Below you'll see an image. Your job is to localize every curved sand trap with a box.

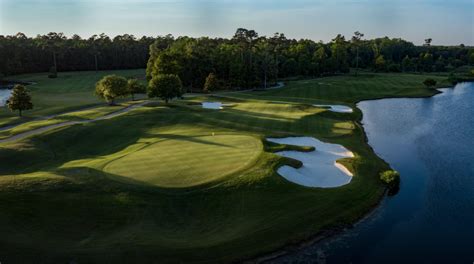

[313,104,353,113]
[267,137,354,188]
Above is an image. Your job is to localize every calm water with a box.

[0,89,12,107]
[272,82,474,263]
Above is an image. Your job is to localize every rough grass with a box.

[0,69,145,127]
[0,71,448,263]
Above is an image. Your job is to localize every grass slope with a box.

[0,72,447,263]
[0,69,145,127]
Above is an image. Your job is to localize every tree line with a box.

[1,29,473,90]
[147,29,474,90]
[0,32,154,76]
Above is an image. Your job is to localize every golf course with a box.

[0,69,449,263]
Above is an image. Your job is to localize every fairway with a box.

[104,134,262,187]
[0,69,145,127]
[0,71,451,263]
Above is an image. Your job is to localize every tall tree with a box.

[203,73,219,93]
[351,31,365,76]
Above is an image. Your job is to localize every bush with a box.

[447,72,457,84]
[48,66,57,78]
[388,63,401,72]
[422,78,437,88]
[380,170,400,186]
[95,75,128,105]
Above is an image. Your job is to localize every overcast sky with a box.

[1,0,473,45]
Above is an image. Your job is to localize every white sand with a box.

[0,89,12,107]
[313,104,353,113]
[202,102,223,109]
[267,137,354,188]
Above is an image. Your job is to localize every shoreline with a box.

[244,84,457,263]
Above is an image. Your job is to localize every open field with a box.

[0,71,448,262]
[0,69,145,127]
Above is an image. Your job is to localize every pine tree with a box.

[7,84,33,117]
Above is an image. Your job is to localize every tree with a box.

[203,73,219,93]
[7,84,33,117]
[95,75,128,105]
[330,34,349,73]
[375,55,386,71]
[352,31,364,76]
[402,55,414,72]
[48,66,57,78]
[423,78,437,88]
[380,170,400,186]
[380,170,400,195]
[148,74,182,103]
[127,78,146,100]
[313,46,328,75]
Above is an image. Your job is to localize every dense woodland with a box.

[1,29,473,90]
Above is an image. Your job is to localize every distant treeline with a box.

[0,32,155,76]
[1,30,473,89]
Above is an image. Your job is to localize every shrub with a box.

[422,78,437,88]
[388,63,401,72]
[203,73,219,93]
[48,66,57,78]
[380,170,400,186]
[95,75,128,105]
[447,72,457,84]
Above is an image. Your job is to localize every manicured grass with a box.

[0,100,146,141]
[230,73,448,105]
[0,69,145,127]
[103,134,262,188]
[0,72,448,263]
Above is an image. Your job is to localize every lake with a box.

[271,82,474,263]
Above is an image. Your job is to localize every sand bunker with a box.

[267,137,354,188]
[313,104,353,113]
[202,102,223,109]
[201,102,234,110]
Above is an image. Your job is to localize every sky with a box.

[0,0,473,45]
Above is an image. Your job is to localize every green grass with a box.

[0,71,449,263]
[0,69,145,127]
[0,101,144,140]
[103,134,262,188]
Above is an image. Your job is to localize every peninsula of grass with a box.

[0,71,447,263]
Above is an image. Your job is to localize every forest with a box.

[1,29,473,90]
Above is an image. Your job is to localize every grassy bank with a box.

[0,71,446,263]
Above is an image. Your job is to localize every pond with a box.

[271,82,474,263]
[0,89,12,107]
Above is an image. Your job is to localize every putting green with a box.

[103,134,262,188]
